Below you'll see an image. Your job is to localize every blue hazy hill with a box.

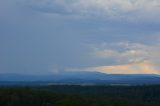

[0,72,160,85]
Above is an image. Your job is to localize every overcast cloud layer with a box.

[30,0,160,21]
[0,0,160,74]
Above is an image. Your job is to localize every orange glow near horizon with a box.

[85,62,159,74]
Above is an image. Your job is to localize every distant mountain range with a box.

[0,71,160,85]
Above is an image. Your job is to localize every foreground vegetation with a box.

[0,85,160,106]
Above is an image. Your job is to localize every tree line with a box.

[0,85,160,106]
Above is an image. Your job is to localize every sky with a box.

[0,0,160,74]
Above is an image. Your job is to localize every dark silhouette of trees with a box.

[0,85,160,106]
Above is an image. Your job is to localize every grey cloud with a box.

[90,42,160,67]
[26,0,160,22]
[0,0,160,74]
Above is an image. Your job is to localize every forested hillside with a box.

[0,85,160,106]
